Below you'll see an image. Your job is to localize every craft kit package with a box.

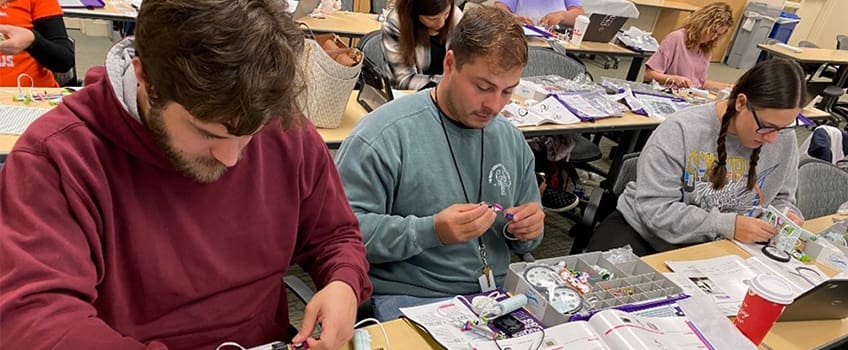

[505,250,684,326]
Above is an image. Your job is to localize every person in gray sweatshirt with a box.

[587,58,808,256]
[335,7,544,321]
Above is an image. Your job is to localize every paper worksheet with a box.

[665,255,758,316]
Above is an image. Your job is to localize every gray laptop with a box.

[292,0,320,20]
[778,279,848,322]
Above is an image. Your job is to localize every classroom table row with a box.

[60,4,664,83]
[340,213,848,350]
[64,4,848,89]
[0,87,832,188]
[759,43,848,109]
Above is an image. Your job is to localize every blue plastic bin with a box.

[769,11,801,44]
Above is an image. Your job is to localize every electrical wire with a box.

[354,317,391,350]
[493,327,546,350]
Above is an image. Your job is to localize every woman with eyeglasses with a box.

[643,2,734,90]
[382,0,461,90]
[586,58,808,256]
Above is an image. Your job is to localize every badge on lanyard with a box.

[478,264,497,292]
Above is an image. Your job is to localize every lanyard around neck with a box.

[431,87,491,270]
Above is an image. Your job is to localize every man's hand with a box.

[786,211,805,227]
[503,202,544,240]
[434,203,497,245]
[292,281,358,350]
[734,216,777,243]
[0,25,35,55]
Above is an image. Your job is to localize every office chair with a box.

[569,152,639,254]
[796,40,824,82]
[819,34,848,126]
[796,158,848,218]
[356,30,388,77]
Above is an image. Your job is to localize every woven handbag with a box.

[296,36,363,128]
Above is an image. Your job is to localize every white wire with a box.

[215,342,248,350]
[354,317,391,350]
[16,73,34,101]
[502,223,519,241]
[216,318,390,350]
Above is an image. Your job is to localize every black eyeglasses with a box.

[750,107,806,134]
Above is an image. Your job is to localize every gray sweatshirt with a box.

[618,102,801,252]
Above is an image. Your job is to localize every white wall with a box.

[788,0,846,48]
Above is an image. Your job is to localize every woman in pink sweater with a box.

[644,2,734,90]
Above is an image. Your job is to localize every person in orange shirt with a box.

[0,0,74,87]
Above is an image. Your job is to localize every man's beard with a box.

[146,106,229,183]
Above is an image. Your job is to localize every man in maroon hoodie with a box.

[0,1,371,349]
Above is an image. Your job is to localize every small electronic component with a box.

[492,314,525,337]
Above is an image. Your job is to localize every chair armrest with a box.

[283,275,316,305]
[581,187,606,228]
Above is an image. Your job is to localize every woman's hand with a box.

[0,24,36,55]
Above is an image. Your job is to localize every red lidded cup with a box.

[734,274,794,345]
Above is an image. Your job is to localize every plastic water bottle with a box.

[570,15,590,46]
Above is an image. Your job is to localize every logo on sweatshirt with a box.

[685,151,779,213]
[488,163,512,196]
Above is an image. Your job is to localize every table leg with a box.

[625,56,645,82]
[601,129,642,191]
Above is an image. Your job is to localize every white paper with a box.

[528,96,581,123]
[665,255,758,316]
[663,272,743,316]
[744,255,827,295]
[500,100,580,127]
[556,94,608,119]
[402,299,729,349]
[676,296,757,350]
[665,253,830,316]
[474,322,609,350]
[400,299,486,350]
[635,93,683,120]
[588,309,717,350]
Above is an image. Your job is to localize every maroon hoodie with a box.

[0,67,372,349]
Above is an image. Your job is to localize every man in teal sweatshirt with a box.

[336,7,545,321]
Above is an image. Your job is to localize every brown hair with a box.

[681,2,734,53]
[708,58,806,190]
[134,0,305,135]
[448,7,527,72]
[397,0,456,66]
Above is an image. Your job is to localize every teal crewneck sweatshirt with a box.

[335,90,543,297]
